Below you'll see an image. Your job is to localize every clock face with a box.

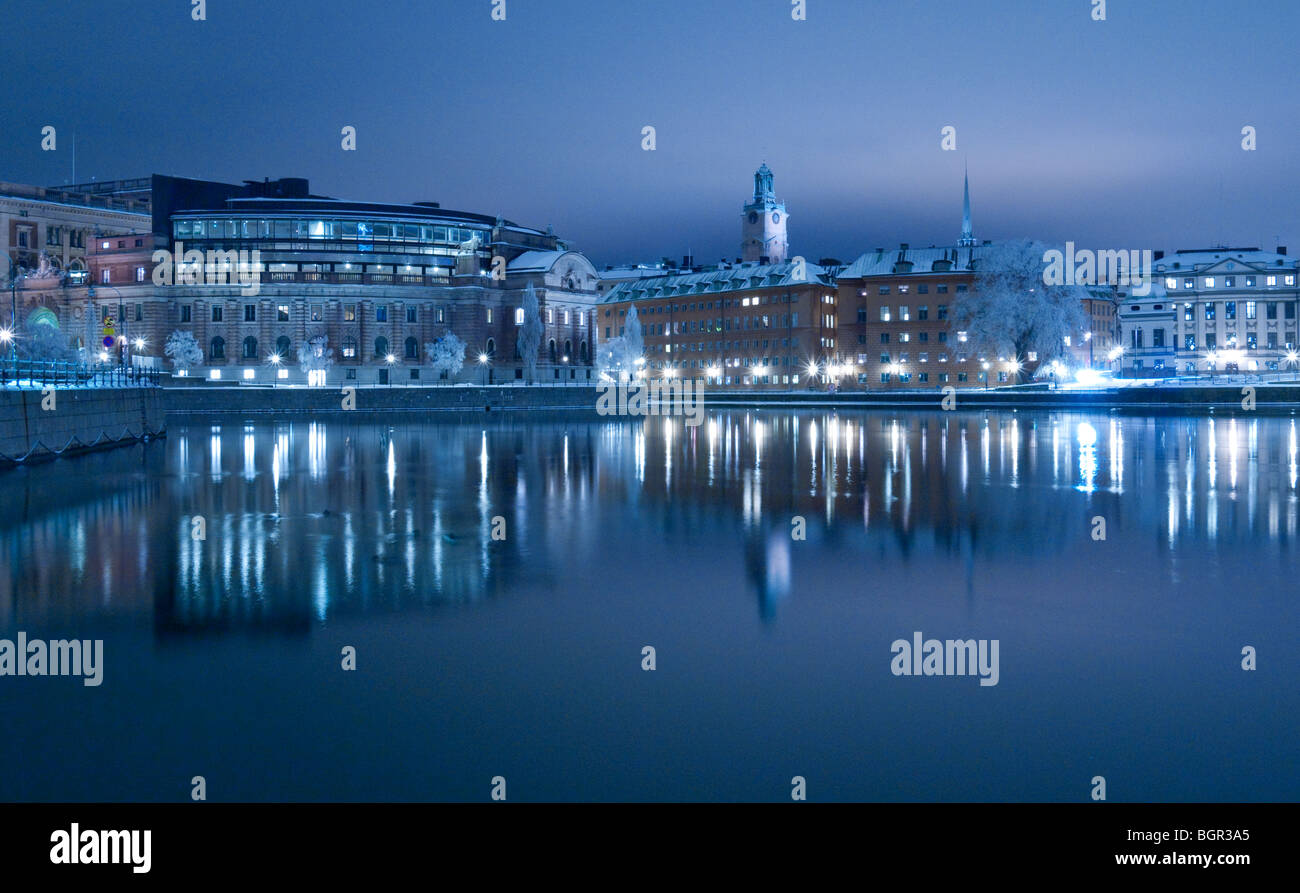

[771,212,781,224]
[748,212,758,225]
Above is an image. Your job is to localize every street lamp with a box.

[385,352,396,388]
[1286,351,1298,382]
[268,352,283,388]
[478,352,489,385]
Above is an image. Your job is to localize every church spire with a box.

[958,164,976,247]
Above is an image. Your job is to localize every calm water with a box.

[1,409,1297,801]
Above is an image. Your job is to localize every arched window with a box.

[485,338,495,358]
[242,336,258,359]
[514,307,524,325]
[580,341,589,363]
[404,336,419,359]
[548,339,556,363]
[210,336,225,359]
[374,336,389,358]
[275,335,291,359]
[563,340,572,362]
[342,336,357,359]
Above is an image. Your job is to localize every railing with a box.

[0,358,163,389]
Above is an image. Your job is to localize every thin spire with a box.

[958,162,976,247]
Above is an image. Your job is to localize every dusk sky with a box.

[5,0,1298,265]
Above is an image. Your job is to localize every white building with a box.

[1119,247,1300,376]
[741,164,789,264]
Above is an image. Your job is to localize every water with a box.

[1,409,1296,802]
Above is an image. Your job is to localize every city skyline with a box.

[3,0,1297,266]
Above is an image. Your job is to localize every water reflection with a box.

[2,409,1298,633]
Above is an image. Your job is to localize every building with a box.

[597,259,836,387]
[17,174,603,384]
[741,164,789,263]
[2,179,150,283]
[1063,286,1121,371]
[1119,247,1300,377]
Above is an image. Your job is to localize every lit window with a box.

[1205,277,1215,288]
[1267,276,1277,286]
[243,368,255,380]
[1165,278,1177,289]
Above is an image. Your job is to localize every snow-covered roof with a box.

[507,250,585,273]
[838,244,994,279]
[1153,248,1296,274]
[600,260,830,304]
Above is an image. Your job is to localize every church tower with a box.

[741,163,789,263]
[957,165,976,247]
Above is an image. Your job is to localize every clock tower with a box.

[741,163,788,263]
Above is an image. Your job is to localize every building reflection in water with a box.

[1,408,1298,632]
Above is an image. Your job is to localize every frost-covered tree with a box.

[17,322,76,362]
[624,304,644,366]
[425,331,466,382]
[596,336,631,381]
[954,239,1089,381]
[517,282,544,382]
[164,330,204,373]
[297,334,334,377]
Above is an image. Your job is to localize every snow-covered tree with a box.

[425,331,466,381]
[17,322,76,362]
[297,335,334,377]
[517,282,543,382]
[165,330,204,373]
[596,335,630,381]
[624,304,644,366]
[954,239,1089,381]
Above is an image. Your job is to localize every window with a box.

[404,336,419,359]
[937,305,948,320]
[342,337,357,358]
[376,305,388,322]
[1247,333,1257,350]
[436,307,445,324]
[1225,301,1236,320]
[1185,335,1196,350]
[135,304,142,321]
[880,353,891,364]
[277,304,290,321]
[344,304,356,322]
[918,306,928,320]
[311,304,323,321]
[1267,302,1278,320]
[1225,277,1235,287]
[101,269,110,284]
[955,284,968,293]
[244,305,256,322]
[210,336,225,359]
[880,333,890,344]
[515,307,525,325]
[1184,278,1195,289]
[900,306,910,321]
[936,285,949,294]
[918,332,928,342]
[406,306,418,323]
[918,285,929,295]
[879,307,891,322]
[374,336,389,358]
[180,305,192,323]
[275,335,291,357]
[1165,277,1177,289]
[486,308,494,324]
[1205,304,1216,321]
[212,306,223,322]
[1205,278,1216,289]
[1152,329,1165,348]
[242,336,258,359]
[879,286,890,295]
[1246,301,1256,320]
[1206,333,1217,350]
[135,267,146,282]
[938,332,948,343]
[1267,276,1277,287]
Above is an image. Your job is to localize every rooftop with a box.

[601,259,830,303]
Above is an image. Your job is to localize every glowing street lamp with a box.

[1287,350,1299,382]
[478,352,489,385]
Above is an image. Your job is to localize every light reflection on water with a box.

[1,409,1297,801]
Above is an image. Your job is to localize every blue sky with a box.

[4,0,1298,265]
